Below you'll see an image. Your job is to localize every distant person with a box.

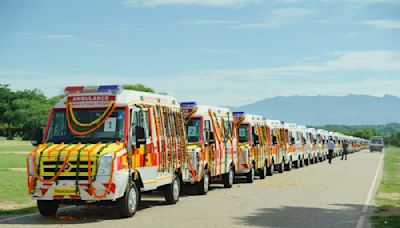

[327,137,335,164]
[341,140,349,160]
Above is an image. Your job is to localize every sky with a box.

[1,0,399,107]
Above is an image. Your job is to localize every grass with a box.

[0,137,34,153]
[0,138,35,216]
[0,154,27,169]
[370,147,400,228]
[0,170,32,205]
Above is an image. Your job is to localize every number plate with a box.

[52,187,76,196]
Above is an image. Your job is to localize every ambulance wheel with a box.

[117,182,139,218]
[286,158,292,171]
[267,160,274,176]
[164,175,180,204]
[223,167,234,188]
[278,160,284,173]
[259,163,267,180]
[246,167,255,183]
[295,158,300,168]
[310,156,314,164]
[37,200,58,217]
[300,157,304,168]
[197,171,210,195]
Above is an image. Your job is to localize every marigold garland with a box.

[67,100,115,127]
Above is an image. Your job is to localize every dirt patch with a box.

[377,192,400,200]
[4,168,26,172]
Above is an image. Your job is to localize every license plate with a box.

[52,187,76,196]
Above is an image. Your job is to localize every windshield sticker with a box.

[188,126,197,137]
[239,128,247,137]
[104,117,117,132]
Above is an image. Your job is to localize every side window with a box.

[47,112,66,139]
[140,110,150,139]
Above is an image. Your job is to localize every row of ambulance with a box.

[26,85,369,218]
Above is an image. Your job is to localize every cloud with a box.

[197,48,239,54]
[122,0,260,7]
[229,8,315,29]
[3,50,400,106]
[181,19,238,25]
[362,20,400,29]
[38,34,81,42]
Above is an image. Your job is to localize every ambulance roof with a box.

[180,102,232,117]
[55,85,179,109]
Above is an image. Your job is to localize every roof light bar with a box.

[232,111,245,117]
[180,101,197,108]
[98,85,122,93]
[64,86,84,95]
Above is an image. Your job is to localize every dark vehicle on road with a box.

[370,136,384,152]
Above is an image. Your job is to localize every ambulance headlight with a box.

[28,156,35,176]
[98,154,113,176]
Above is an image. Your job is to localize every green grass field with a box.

[0,138,35,214]
[371,147,400,228]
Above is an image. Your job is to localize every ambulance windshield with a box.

[238,124,249,143]
[46,108,125,144]
[186,118,201,143]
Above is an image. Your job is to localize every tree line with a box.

[0,84,156,140]
[1,84,400,146]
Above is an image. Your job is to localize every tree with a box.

[122,84,155,93]
[0,85,17,139]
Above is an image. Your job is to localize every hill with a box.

[234,94,400,125]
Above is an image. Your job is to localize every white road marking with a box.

[356,154,384,228]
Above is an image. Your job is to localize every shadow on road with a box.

[233,204,371,228]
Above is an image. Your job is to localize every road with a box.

[1,150,383,228]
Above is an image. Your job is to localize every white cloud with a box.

[3,50,400,106]
[38,34,81,42]
[197,48,239,54]
[362,20,400,29]
[229,8,315,29]
[122,0,260,7]
[181,19,238,25]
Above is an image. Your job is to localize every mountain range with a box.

[233,94,400,125]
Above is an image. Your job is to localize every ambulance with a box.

[284,123,303,168]
[266,119,288,173]
[180,102,236,194]
[27,85,186,217]
[233,112,270,183]
[317,129,328,161]
[298,125,312,165]
[308,128,319,164]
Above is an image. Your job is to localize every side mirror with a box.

[254,135,260,145]
[208,131,216,145]
[291,137,295,145]
[135,126,146,146]
[31,128,43,146]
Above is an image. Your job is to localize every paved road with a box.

[1,150,383,228]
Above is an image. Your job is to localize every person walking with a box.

[341,140,349,160]
[327,137,335,164]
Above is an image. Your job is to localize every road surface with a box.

[1,150,383,228]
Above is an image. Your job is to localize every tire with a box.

[300,157,304,168]
[197,171,210,195]
[267,160,274,176]
[295,157,300,168]
[222,167,234,188]
[164,175,180,204]
[305,157,309,166]
[246,167,255,183]
[310,155,314,164]
[278,159,284,173]
[259,163,267,180]
[37,200,58,217]
[286,158,292,171]
[117,182,140,218]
